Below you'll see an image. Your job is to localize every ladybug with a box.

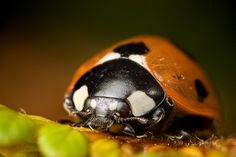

[64,36,220,137]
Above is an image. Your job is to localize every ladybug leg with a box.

[114,112,164,137]
[148,107,165,127]
[145,97,174,129]
[114,100,170,126]
[70,111,95,127]
[114,97,174,137]
[64,93,93,119]
[163,130,203,144]
[114,116,149,124]
[64,93,75,113]
[114,115,150,136]
[123,124,136,136]
[122,124,153,138]
[64,93,92,116]
[71,110,92,118]
[64,95,93,127]
[164,130,191,140]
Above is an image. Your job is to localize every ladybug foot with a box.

[136,131,154,138]
[71,121,85,127]
[163,130,203,144]
[123,124,136,136]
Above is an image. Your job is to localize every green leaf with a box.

[135,153,158,157]
[0,109,36,147]
[135,152,181,157]
[90,139,121,157]
[37,124,88,157]
[12,151,41,157]
[206,150,227,157]
[0,104,10,111]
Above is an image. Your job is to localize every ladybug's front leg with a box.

[113,97,174,137]
[114,115,149,136]
[147,97,174,129]
[162,130,204,144]
[114,108,165,137]
[137,97,174,137]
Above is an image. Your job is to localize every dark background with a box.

[0,1,235,133]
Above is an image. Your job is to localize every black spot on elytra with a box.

[113,42,149,57]
[195,79,208,102]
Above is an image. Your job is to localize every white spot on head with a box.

[109,102,117,111]
[73,85,89,111]
[128,55,150,71]
[127,91,155,116]
[90,99,97,109]
[97,52,121,64]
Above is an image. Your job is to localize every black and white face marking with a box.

[73,59,165,104]
[64,58,166,131]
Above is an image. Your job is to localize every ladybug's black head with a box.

[64,59,173,135]
[82,97,130,130]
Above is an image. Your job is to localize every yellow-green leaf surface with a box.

[91,139,121,157]
[0,106,36,147]
[38,124,88,157]
[0,104,236,157]
[12,151,41,157]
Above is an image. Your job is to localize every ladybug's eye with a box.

[116,101,131,117]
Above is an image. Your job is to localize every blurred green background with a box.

[0,1,235,133]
